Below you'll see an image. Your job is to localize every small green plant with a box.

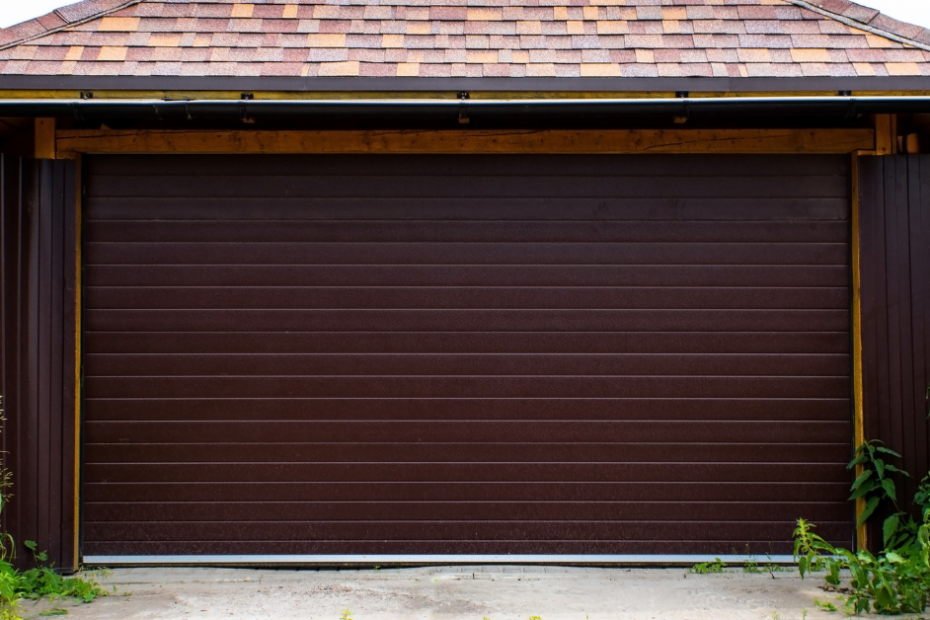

[690,558,726,574]
[794,441,930,615]
[743,556,761,573]
[339,610,353,620]
[763,554,785,578]
[528,616,543,620]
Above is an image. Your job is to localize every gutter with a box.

[2,96,930,121]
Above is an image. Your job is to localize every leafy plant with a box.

[794,441,930,615]
[690,558,726,574]
[848,440,911,547]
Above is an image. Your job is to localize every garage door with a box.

[82,154,852,558]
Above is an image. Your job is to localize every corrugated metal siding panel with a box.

[860,155,930,545]
[82,154,852,556]
[0,155,77,570]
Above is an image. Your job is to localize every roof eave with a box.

[4,75,930,94]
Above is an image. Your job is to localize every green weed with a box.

[794,441,930,615]
[690,558,726,574]
[813,598,837,612]
[764,554,786,578]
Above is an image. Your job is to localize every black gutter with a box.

[2,97,930,121]
[4,75,930,92]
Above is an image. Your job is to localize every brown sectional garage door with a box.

[82,154,852,557]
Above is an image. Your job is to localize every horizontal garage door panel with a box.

[85,376,848,399]
[84,481,845,503]
[85,420,848,443]
[88,443,851,464]
[87,221,848,243]
[86,332,849,354]
[87,242,845,264]
[86,398,847,421]
[86,287,848,309]
[85,352,848,376]
[88,502,850,523]
[87,310,848,332]
[88,265,848,287]
[82,154,852,556]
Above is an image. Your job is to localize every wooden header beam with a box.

[55,128,876,157]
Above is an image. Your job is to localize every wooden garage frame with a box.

[13,108,901,569]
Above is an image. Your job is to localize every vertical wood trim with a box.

[851,153,866,550]
[34,119,56,161]
[72,156,81,567]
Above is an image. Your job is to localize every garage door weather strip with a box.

[83,555,796,566]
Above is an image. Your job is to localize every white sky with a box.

[0,0,929,30]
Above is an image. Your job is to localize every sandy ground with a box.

[16,565,921,620]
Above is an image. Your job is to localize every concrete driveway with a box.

[20,565,863,620]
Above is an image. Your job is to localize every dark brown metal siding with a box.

[82,154,852,556]
[0,155,78,570]
[860,155,930,539]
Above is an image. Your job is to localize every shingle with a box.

[738,34,792,48]
[308,47,348,60]
[358,60,396,75]
[886,61,923,75]
[0,0,925,81]
[870,14,923,39]
[621,63,659,77]
[679,62,713,76]
[838,3,877,23]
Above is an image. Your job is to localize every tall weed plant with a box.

[794,440,930,615]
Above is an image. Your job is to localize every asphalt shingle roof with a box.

[0,0,928,79]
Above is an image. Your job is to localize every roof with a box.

[0,0,928,82]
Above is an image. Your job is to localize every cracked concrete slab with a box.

[17,565,879,620]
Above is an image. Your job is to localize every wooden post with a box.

[34,118,56,160]
[873,114,896,156]
[72,155,82,567]
[851,152,867,551]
